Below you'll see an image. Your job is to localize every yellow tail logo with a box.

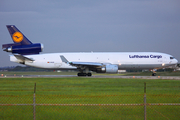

[12,32,23,43]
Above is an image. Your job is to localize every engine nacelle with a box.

[3,43,43,55]
[97,64,118,73]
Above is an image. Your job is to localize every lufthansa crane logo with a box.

[12,32,23,43]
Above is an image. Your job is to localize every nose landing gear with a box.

[150,69,157,76]
[152,73,156,76]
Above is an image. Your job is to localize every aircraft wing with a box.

[60,55,119,75]
[69,62,103,67]
[60,55,103,68]
[14,54,34,62]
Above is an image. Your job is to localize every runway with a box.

[1,75,180,80]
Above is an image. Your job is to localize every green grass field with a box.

[0,77,179,120]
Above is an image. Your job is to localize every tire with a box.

[87,73,92,76]
[152,73,156,76]
[77,73,87,76]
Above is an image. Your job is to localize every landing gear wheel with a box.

[77,73,92,76]
[77,73,81,76]
[87,73,92,76]
[77,73,87,76]
[152,73,156,76]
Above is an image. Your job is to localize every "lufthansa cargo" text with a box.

[129,55,162,59]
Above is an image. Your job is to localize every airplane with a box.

[2,25,178,76]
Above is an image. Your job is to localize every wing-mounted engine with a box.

[97,64,118,73]
[3,43,43,55]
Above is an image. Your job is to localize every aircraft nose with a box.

[173,58,178,65]
[175,59,178,64]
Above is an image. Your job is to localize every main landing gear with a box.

[77,73,92,76]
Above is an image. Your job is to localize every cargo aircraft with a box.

[2,25,178,76]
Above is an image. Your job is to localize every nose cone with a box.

[175,59,178,64]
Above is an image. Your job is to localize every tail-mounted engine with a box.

[2,43,43,55]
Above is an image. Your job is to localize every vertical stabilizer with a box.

[6,25,32,45]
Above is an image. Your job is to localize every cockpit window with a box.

[170,57,175,59]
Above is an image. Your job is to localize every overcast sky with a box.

[0,0,180,67]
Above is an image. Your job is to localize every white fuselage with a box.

[10,52,178,70]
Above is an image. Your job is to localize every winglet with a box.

[60,55,69,63]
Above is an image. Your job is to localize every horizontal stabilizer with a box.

[14,54,34,62]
